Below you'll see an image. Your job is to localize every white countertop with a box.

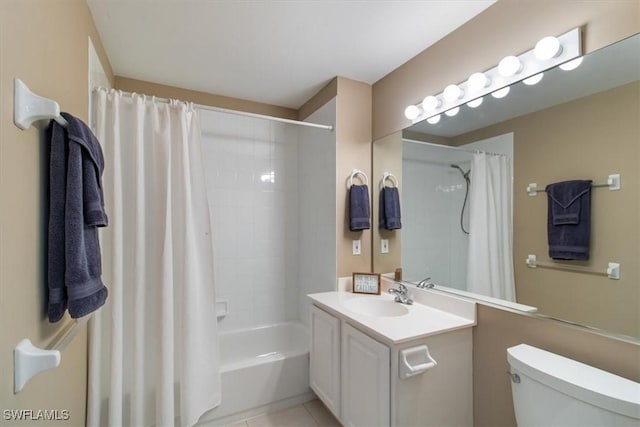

[308,291,476,345]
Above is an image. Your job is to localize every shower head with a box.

[450,164,471,180]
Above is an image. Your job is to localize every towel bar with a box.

[14,315,91,393]
[525,254,620,280]
[14,79,68,130]
[527,174,620,196]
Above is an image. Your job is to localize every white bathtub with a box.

[198,322,313,426]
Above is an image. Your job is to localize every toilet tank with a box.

[507,344,640,427]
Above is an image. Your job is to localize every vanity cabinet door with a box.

[310,305,341,418]
[341,323,390,427]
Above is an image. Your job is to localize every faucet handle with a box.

[417,277,433,288]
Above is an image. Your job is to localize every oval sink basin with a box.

[343,298,410,317]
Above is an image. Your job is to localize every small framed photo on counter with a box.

[352,272,381,295]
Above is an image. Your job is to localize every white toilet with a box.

[507,343,640,426]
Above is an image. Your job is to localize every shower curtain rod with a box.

[93,87,334,131]
[402,137,506,157]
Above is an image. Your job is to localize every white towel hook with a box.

[348,169,368,188]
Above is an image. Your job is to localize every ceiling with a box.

[87,0,495,109]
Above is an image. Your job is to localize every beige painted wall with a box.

[298,78,338,122]
[453,81,640,339]
[0,1,112,425]
[372,0,640,140]
[474,304,640,426]
[115,76,297,119]
[297,76,376,279]
[372,2,640,425]
[335,77,373,277]
[372,131,402,275]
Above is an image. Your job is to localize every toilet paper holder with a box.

[399,345,437,380]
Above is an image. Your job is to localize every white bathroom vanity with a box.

[308,284,476,427]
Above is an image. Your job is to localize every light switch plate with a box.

[381,239,389,254]
[352,240,361,255]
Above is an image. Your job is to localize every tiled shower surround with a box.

[200,100,336,332]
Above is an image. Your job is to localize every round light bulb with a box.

[426,114,441,125]
[491,87,510,99]
[534,36,562,60]
[443,84,463,102]
[523,73,544,86]
[559,57,583,71]
[466,97,483,108]
[444,107,460,117]
[404,105,421,120]
[422,95,441,112]
[467,72,490,92]
[498,56,523,77]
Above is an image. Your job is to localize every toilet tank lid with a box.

[507,344,640,420]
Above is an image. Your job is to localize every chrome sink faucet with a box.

[388,283,413,305]
[417,277,434,289]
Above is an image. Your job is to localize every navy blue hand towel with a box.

[546,180,592,260]
[349,184,371,231]
[48,113,108,322]
[379,187,402,230]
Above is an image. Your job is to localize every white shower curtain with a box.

[466,152,516,301]
[88,89,221,427]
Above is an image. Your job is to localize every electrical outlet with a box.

[381,239,389,254]
[352,240,361,255]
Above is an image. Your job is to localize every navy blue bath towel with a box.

[546,180,592,260]
[379,187,402,230]
[349,184,371,231]
[48,112,109,322]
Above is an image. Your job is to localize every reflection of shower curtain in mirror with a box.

[87,89,221,427]
[466,152,515,301]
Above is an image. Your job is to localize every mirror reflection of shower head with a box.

[450,164,471,234]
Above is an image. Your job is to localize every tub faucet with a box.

[417,277,434,289]
[388,283,413,305]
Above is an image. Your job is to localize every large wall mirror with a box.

[373,33,639,340]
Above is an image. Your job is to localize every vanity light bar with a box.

[405,27,582,124]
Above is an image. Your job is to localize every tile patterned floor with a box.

[227,399,341,427]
